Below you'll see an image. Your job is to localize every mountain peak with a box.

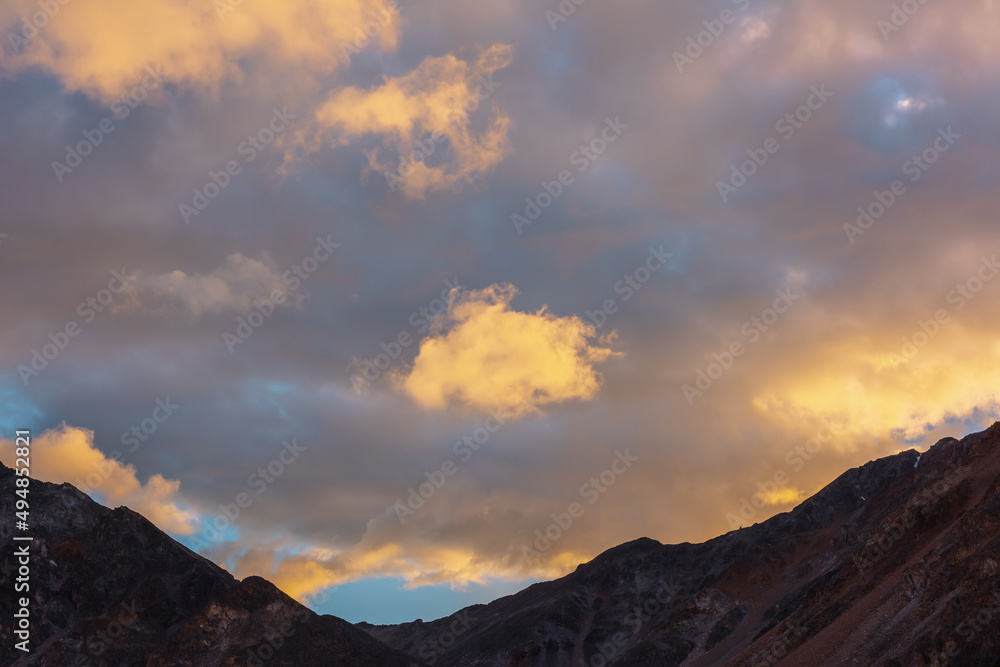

[0,463,423,667]
[4,422,999,665]
[362,423,1000,666]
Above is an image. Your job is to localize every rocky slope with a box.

[0,463,422,667]
[2,423,999,666]
[361,424,1000,666]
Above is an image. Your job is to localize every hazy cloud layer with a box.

[116,253,295,321]
[2,0,1000,624]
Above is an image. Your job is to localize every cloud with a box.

[394,284,618,417]
[0,0,401,100]
[0,424,198,534]
[116,253,295,321]
[280,44,514,198]
[7,0,1000,624]
[752,336,1000,445]
[221,524,572,603]
[761,486,809,506]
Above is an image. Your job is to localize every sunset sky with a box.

[2,0,1000,624]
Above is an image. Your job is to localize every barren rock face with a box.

[360,425,1000,667]
[2,424,999,667]
[0,464,422,667]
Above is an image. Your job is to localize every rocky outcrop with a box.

[0,463,422,667]
[3,422,999,666]
[362,424,1000,666]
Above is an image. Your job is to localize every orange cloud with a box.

[752,330,1000,445]
[0,0,401,100]
[0,424,198,534]
[761,486,808,506]
[225,534,561,604]
[280,44,514,198]
[394,284,618,417]
[0,0,512,197]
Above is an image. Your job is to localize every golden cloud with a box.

[0,1,512,197]
[279,44,514,198]
[226,534,566,603]
[761,486,809,506]
[752,330,1000,445]
[393,283,618,417]
[0,0,401,100]
[0,424,198,534]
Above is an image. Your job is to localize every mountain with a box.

[3,424,999,666]
[0,462,422,667]
[359,424,1000,666]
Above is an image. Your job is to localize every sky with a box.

[1,0,999,625]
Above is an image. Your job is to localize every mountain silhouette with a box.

[3,423,1000,665]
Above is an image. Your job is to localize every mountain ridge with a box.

[1,424,998,665]
[0,459,424,667]
[359,425,1000,666]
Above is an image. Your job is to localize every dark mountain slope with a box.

[3,422,999,666]
[361,424,1000,666]
[0,462,422,667]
